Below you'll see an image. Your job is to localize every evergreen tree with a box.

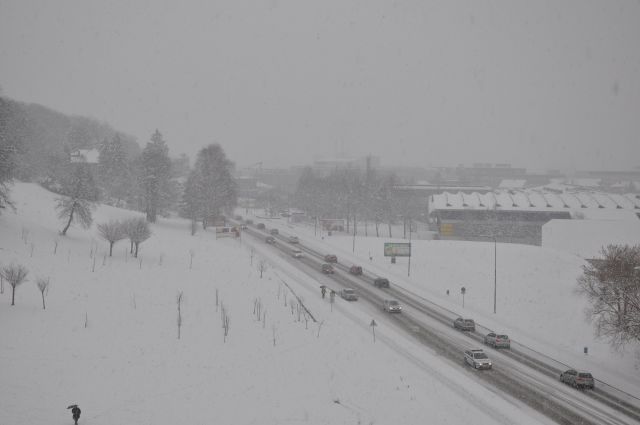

[0,97,22,212]
[139,130,172,223]
[98,133,131,205]
[184,144,236,229]
[56,163,99,235]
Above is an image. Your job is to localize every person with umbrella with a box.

[67,404,81,425]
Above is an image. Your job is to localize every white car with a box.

[464,349,492,370]
[383,299,402,313]
[291,249,303,258]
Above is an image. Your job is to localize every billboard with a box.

[384,242,411,257]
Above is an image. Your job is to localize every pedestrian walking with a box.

[67,404,81,425]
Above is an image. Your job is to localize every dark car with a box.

[234,215,243,221]
[245,219,253,225]
[269,228,279,235]
[324,254,338,263]
[560,370,594,389]
[256,223,266,230]
[265,236,276,244]
[454,317,476,332]
[484,333,511,349]
[349,265,363,275]
[373,277,390,288]
[383,299,402,313]
[321,263,335,274]
[340,288,358,301]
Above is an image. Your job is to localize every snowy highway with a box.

[237,219,640,425]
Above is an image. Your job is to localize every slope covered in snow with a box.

[0,183,552,425]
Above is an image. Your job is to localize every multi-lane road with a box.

[234,218,640,425]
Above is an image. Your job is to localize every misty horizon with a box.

[1,1,639,172]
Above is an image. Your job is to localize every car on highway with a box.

[234,215,243,221]
[349,265,363,275]
[464,349,492,370]
[245,219,253,225]
[560,370,594,389]
[340,288,358,301]
[321,263,335,274]
[269,228,279,235]
[484,333,511,349]
[373,277,390,288]
[265,236,276,244]
[256,223,265,229]
[382,299,402,313]
[454,317,476,332]
[324,254,338,263]
[288,236,299,244]
[291,249,303,258]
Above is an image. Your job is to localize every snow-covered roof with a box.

[431,189,640,217]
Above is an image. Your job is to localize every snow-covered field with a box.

[1,183,561,425]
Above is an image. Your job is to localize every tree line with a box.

[1,95,237,234]
[292,166,423,237]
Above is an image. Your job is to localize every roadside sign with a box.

[384,242,411,257]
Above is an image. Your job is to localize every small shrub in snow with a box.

[97,220,125,256]
[1,263,28,306]
[35,277,50,310]
[257,259,268,278]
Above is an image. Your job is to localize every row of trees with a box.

[293,167,422,237]
[97,218,151,257]
[24,128,237,238]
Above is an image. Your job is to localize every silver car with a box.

[484,333,511,349]
[464,349,492,370]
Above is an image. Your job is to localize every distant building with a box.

[310,155,380,177]
[429,189,640,246]
[70,148,100,164]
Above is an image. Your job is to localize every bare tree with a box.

[220,302,230,342]
[177,291,183,339]
[257,259,268,278]
[97,220,125,256]
[1,264,29,306]
[56,163,98,236]
[123,217,152,258]
[577,244,640,348]
[36,277,50,310]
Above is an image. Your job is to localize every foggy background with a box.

[1,0,638,170]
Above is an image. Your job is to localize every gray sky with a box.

[1,0,639,171]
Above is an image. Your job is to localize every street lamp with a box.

[480,234,497,314]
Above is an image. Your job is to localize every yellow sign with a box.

[440,223,454,236]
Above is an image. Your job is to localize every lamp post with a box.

[480,234,497,314]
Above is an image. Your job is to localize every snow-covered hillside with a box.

[1,183,554,425]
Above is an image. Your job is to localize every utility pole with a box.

[352,214,356,253]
